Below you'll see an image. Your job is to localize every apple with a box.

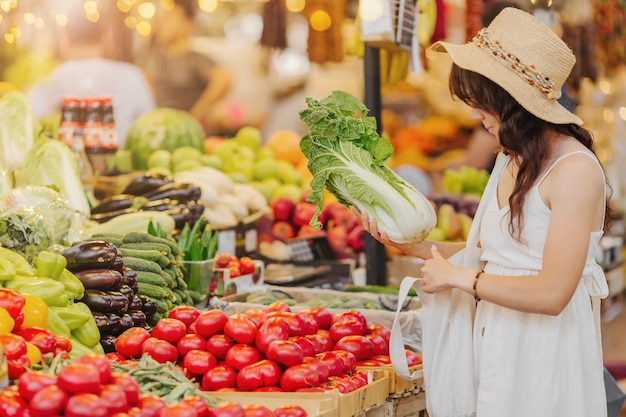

[272,220,296,241]
[292,202,317,227]
[347,225,365,252]
[326,224,348,253]
[297,224,325,238]
[252,158,280,181]
[331,206,360,231]
[272,184,303,203]
[270,196,296,221]
[235,126,263,152]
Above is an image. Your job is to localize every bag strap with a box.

[389,152,510,379]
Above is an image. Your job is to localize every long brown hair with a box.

[449,64,613,239]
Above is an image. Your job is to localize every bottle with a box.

[100,96,119,172]
[83,97,106,175]
[70,99,95,191]
[58,96,82,148]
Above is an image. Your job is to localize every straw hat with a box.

[431,7,583,125]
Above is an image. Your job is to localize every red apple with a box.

[293,202,318,227]
[271,220,296,241]
[326,224,348,254]
[331,206,360,231]
[347,225,365,252]
[271,197,296,221]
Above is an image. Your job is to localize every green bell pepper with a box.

[48,293,70,308]
[70,302,101,348]
[58,269,85,300]
[0,257,16,281]
[68,336,103,359]
[46,308,71,338]
[35,251,67,280]
[0,247,35,276]
[4,277,65,306]
[50,305,90,330]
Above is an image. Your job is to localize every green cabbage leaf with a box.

[0,91,36,173]
[299,91,436,245]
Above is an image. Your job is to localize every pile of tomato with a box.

[110,302,420,394]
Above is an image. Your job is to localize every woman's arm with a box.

[190,65,232,124]
[422,154,605,315]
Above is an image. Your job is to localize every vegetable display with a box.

[299,90,436,245]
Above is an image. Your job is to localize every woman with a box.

[359,8,610,416]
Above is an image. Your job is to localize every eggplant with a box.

[140,198,184,211]
[118,314,135,333]
[90,207,139,224]
[112,254,125,273]
[73,269,123,292]
[80,289,129,314]
[122,172,174,196]
[138,295,158,316]
[63,241,120,272]
[164,207,195,230]
[105,313,123,334]
[127,310,147,327]
[142,182,201,203]
[121,269,138,294]
[100,334,118,353]
[92,311,122,335]
[118,284,135,304]
[129,295,143,311]
[90,194,147,215]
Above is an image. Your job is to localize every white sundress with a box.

[475,151,609,417]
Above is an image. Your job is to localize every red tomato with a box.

[7,355,30,380]
[289,336,316,357]
[206,334,235,360]
[242,404,275,417]
[266,340,304,368]
[168,306,201,329]
[17,371,58,401]
[367,324,391,345]
[331,310,367,328]
[352,371,369,388]
[312,330,334,351]
[302,356,330,383]
[195,309,229,339]
[263,312,304,337]
[142,337,179,364]
[366,334,389,356]
[65,393,108,417]
[177,334,206,358]
[333,336,373,361]
[111,372,141,406]
[371,355,392,364]
[405,349,422,366]
[236,359,282,391]
[238,257,256,275]
[303,334,325,355]
[253,386,284,392]
[332,349,358,373]
[274,405,307,417]
[152,318,187,344]
[202,364,237,391]
[116,327,151,359]
[329,319,366,342]
[0,289,25,319]
[127,407,144,417]
[224,344,261,371]
[75,353,113,384]
[254,317,290,354]
[297,307,332,330]
[356,359,386,367]
[265,301,291,313]
[0,333,27,359]
[326,375,356,393]
[57,362,101,395]
[137,394,167,417]
[180,396,210,417]
[209,402,245,417]
[243,308,266,326]
[158,404,198,417]
[223,314,258,344]
[28,385,68,417]
[106,352,127,362]
[228,264,242,278]
[184,349,217,376]
[215,253,233,268]
[295,312,318,335]
[100,384,129,414]
[315,351,345,377]
[0,393,27,417]
[54,335,72,353]
[279,364,320,392]
[16,327,57,355]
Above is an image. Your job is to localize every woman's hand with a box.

[352,206,416,254]
[421,246,473,294]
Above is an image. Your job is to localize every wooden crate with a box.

[206,391,337,417]
[363,391,428,417]
[356,364,424,396]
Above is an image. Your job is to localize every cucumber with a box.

[122,256,163,275]
[135,271,167,287]
[122,232,180,256]
[154,298,170,314]
[120,242,172,256]
[173,288,190,305]
[86,234,125,247]
[118,248,170,268]
[159,270,176,289]
[137,282,170,299]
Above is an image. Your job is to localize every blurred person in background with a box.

[26,13,155,146]
[140,0,232,133]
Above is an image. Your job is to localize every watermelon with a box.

[125,108,205,170]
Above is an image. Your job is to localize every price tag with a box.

[217,229,236,255]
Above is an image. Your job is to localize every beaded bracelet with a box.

[473,270,484,302]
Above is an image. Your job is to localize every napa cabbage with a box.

[299,91,436,245]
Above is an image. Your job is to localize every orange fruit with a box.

[266,130,305,166]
